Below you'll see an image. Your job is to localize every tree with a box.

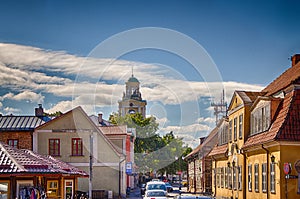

[109,113,191,175]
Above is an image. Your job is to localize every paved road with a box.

[128,186,187,199]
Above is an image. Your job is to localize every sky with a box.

[0,0,300,148]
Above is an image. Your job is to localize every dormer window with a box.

[250,102,271,135]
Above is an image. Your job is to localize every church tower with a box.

[118,74,147,118]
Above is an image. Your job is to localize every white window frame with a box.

[270,163,276,193]
[248,164,252,192]
[238,166,242,190]
[254,164,259,192]
[262,163,267,193]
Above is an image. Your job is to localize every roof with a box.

[0,116,44,131]
[228,91,266,111]
[100,125,127,135]
[208,144,227,156]
[243,88,300,148]
[0,142,88,176]
[185,126,218,160]
[262,61,300,96]
[89,115,112,126]
[207,144,227,157]
[128,75,139,83]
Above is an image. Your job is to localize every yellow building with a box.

[210,91,263,199]
[242,54,300,199]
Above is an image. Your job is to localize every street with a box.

[128,186,187,199]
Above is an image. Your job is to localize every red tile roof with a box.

[243,89,300,148]
[207,144,227,157]
[0,142,88,176]
[100,125,127,135]
[262,62,300,96]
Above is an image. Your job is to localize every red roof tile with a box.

[0,142,88,176]
[262,62,300,96]
[243,89,300,148]
[208,144,227,157]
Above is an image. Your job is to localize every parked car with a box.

[140,183,146,195]
[164,182,173,192]
[146,181,167,192]
[143,189,167,199]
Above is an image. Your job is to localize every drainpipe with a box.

[119,155,126,198]
[241,150,247,199]
[261,144,269,199]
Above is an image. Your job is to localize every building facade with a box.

[206,54,300,199]
[33,106,127,198]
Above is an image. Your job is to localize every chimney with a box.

[98,113,103,124]
[35,104,44,117]
[291,54,300,67]
[199,137,206,145]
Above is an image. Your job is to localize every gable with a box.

[35,106,122,159]
[228,92,243,111]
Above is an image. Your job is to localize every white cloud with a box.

[4,107,21,115]
[0,91,44,103]
[0,43,266,148]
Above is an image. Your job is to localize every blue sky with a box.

[0,0,300,147]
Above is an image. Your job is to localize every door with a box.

[65,180,73,199]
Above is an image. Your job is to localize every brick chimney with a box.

[199,137,206,145]
[98,113,103,124]
[35,104,44,117]
[291,54,300,67]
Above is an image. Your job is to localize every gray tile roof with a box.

[0,116,45,131]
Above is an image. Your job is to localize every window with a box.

[239,114,243,139]
[248,165,252,192]
[221,167,224,188]
[233,166,237,190]
[47,180,58,197]
[49,139,60,156]
[250,103,271,135]
[229,120,232,142]
[8,139,18,148]
[0,181,9,199]
[216,168,220,188]
[225,167,228,188]
[238,166,242,190]
[262,163,267,192]
[72,138,83,156]
[254,164,259,192]
[233,117,237,141]
[228,167,232,190]
[270,163,276,193]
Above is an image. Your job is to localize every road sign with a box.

[126,162,132,174]
[284,163,291,175]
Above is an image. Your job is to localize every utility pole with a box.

[89,134,93,199]
[211,90,227,125]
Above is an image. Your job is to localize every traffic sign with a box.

[283,163,291,175]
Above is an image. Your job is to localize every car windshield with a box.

[147,191,165,197]
[147,184,166,191]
